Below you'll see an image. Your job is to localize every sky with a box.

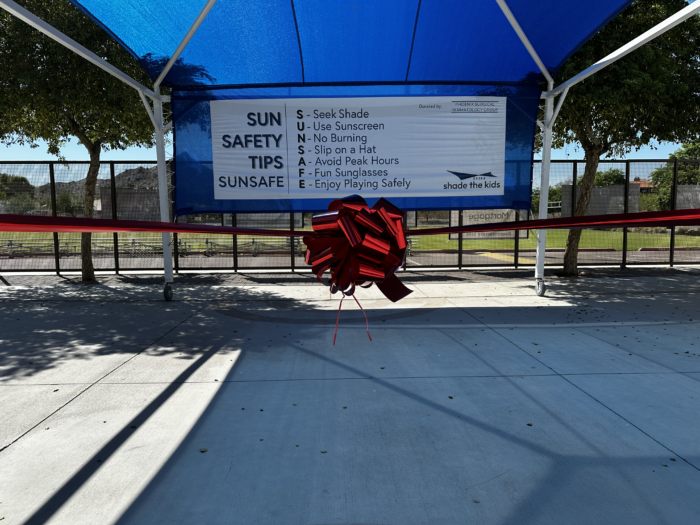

[534,140,681,161]
[0,138,160,162]
[0,136,684,163]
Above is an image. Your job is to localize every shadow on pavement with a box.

[3,274,699,524]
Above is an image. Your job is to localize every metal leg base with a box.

[535,279,546,297]
[164,283,173,301]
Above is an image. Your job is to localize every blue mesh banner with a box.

[172,84,539,214]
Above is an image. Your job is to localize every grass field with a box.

[414,229,694,252]
[2,229,697,253]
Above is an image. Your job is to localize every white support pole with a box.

[535,81,554,287]
[549,86,569,127]
[153,89,174,285]
[138,90,158,130]
[542,0,700,99]
[153,0,218,90]
[495,0,555,85]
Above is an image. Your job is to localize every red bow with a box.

[304,195,413,303]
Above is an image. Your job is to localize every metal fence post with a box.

[290,212,296,271]
[402,213,408,271]
[458,210,463,269]
[571,161,577,215]
[172,205,180,274]
[173,231,179,273]
[621,160,629,268]
[110,162,120,274]
[232,213,238,272]
[670,158,678,267]
[48,162,61,274]
[514,209,520,269]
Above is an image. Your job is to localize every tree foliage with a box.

[0,173,34,199]
[0,0,158,279]
[649,142,700,210]
[0,0,156,157]
[581,168,626,187]
[55,191,83,217]
[4,193,38,214]
[546,0,700,274]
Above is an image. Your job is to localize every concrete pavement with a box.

[1,269,699,524]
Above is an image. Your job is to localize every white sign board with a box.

[449,209,528,240]
[210,96,506,201]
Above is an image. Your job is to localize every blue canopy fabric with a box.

[66,0,634,214]
[71,0,634,89]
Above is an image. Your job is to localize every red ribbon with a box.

[303,195,412,344]
[303,195,413,304]
[3,203,700,344]
[3,208,700,237]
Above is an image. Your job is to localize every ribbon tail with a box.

[352,294,372,342]
[376,274,413,303]
[333,296,345,346]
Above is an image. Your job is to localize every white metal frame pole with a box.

[149,0,217,291]
[495,0,555,294]
[535,81,554,284]
[153,0,218,90]
[494,0,554,86]
[543,0,700,99]
[152,89,174,285]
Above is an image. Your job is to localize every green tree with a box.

[5,193,37,215]
[0,173,35,198]
[55,191,83,217]
[649,142,700,210]
[0,0,157,281]
[532,182,563,216]
[548,0,700,275]
[579,168,626,187]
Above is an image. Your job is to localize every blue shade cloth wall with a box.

[171,84,541,214]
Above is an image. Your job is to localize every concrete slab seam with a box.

[0,302,209,455]
[38,370,700,385]
[446,298,700,474]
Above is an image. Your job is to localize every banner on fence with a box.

[172,85,540,215]
[449,209,528,240]
[211,96,507,201]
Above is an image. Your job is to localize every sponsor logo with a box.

[447,171,496,180]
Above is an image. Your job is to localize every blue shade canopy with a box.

[65,0,634,215]
[70,0,634,89]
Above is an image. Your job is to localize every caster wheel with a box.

[536,280,546,297]
[164,284,173,301]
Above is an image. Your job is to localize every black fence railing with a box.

[1,159,699,273]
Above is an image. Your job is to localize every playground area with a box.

[2,0,700,523]
[1,268,699,524]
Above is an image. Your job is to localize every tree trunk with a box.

[562,149,601,275]
[81,148,101,281]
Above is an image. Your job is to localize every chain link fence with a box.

[1,159,699,272]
